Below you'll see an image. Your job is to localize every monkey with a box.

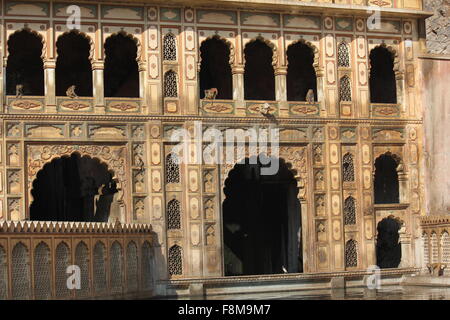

[306,89,315,104]
[15,84,24,99]
[66,85,78,99]
[204,87,218,100]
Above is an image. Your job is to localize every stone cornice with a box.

[0,113,424,125]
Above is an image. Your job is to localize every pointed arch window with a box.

[199,36,232,99]
[55,242,71,298]
[168,245,183,276]
[343,153,355,182]
[422,233,430,266]
[339,75,352,102]
[344,196,356,226]
[75,242,90,298]
[286,41,318,101]
[165,153,180,184]
[244,38,275,100]
[6,29,44,96]
[374,153,400,204]
[104,32,139,98]
[442,232,450,264]
[337,41,350,68]
[93,241,107,293]
[33,242,51,300]
[167,199,181,230]
[0,246,7,300]
[164,71,178,98]
[12,243,30,299]
[110,241,123,293]
[163,33,177,61]
[345,239,358,268]
[55,31,93,96]
[369,46,397,103]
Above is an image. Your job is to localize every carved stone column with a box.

[315,67,325,111]
[43,58,56,111]
[232,64,244,104]
[399,224,412,268]
[275,66,287,102]
[138,60,147,110]
[92,60,104,109]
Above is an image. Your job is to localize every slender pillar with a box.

[399,225,412,268]
[232,64,244,103]
[44,59,56,112]
[92,60,105,109]
[275,67,287,102]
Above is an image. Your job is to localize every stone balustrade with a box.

[0,220,155,300]
[420,215,450,271]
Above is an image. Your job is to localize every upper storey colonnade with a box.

[0,0,428,120]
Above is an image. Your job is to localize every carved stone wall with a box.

[424,0,450,54]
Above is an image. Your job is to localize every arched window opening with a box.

[337,41,350,68]
[30,153,119,222]
[6,29,44,96]
[286,42,317,101]
[33,242,51,300]
[55,242,70,298]
[12,243,30,300]
[422,233,430,266]
[199,37,232,99]
[339,75,352,102]
[223,156,301,276]
[75,242,90,298]
[104,33,139,98]
[374,153,400,204]
[344,196,356,226]
[376,216,401,268]
[93,242,107,293]
[55,31,92,97]
[163,71,178,98]
[369,46,397,103]
[165,153,180,184]
[168,245,183,276]
[141,241,154,290]
[0,246,7,300]
[126,241,138,292]
[431,233,439,263]
[163,33,177,61]
[342,153,355,182]
[345,239,358,268]
[110,241,123,294]
[442,232,450,264]
[167,199,181,230]
[244,39,275,100]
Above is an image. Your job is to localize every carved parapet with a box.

[0,220,153,234]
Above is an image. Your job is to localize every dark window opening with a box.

[223,156,301,276]
[244,39,275,101]
[30,153,119,222]
[376,216,402,268]
[56,31,93,97]
[104,33,139,98]
[199,37,232,100]
[369,46,397,103]
[6,29,44,96]
[374,153,400,204]
[286,42,317,101]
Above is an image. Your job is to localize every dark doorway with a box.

[286,42,317,101]
[56,31,93,97]
[30,153,118,222]
[244,39,275,101]
[223,156,301,276]
[369,46,397,103]
[104,33,139,98]
[376,216,402,268]
[374,153,400,204]
[6,29,44,96]
[199,37,232,99]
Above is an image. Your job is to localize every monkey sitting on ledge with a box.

[427,263,447,276]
